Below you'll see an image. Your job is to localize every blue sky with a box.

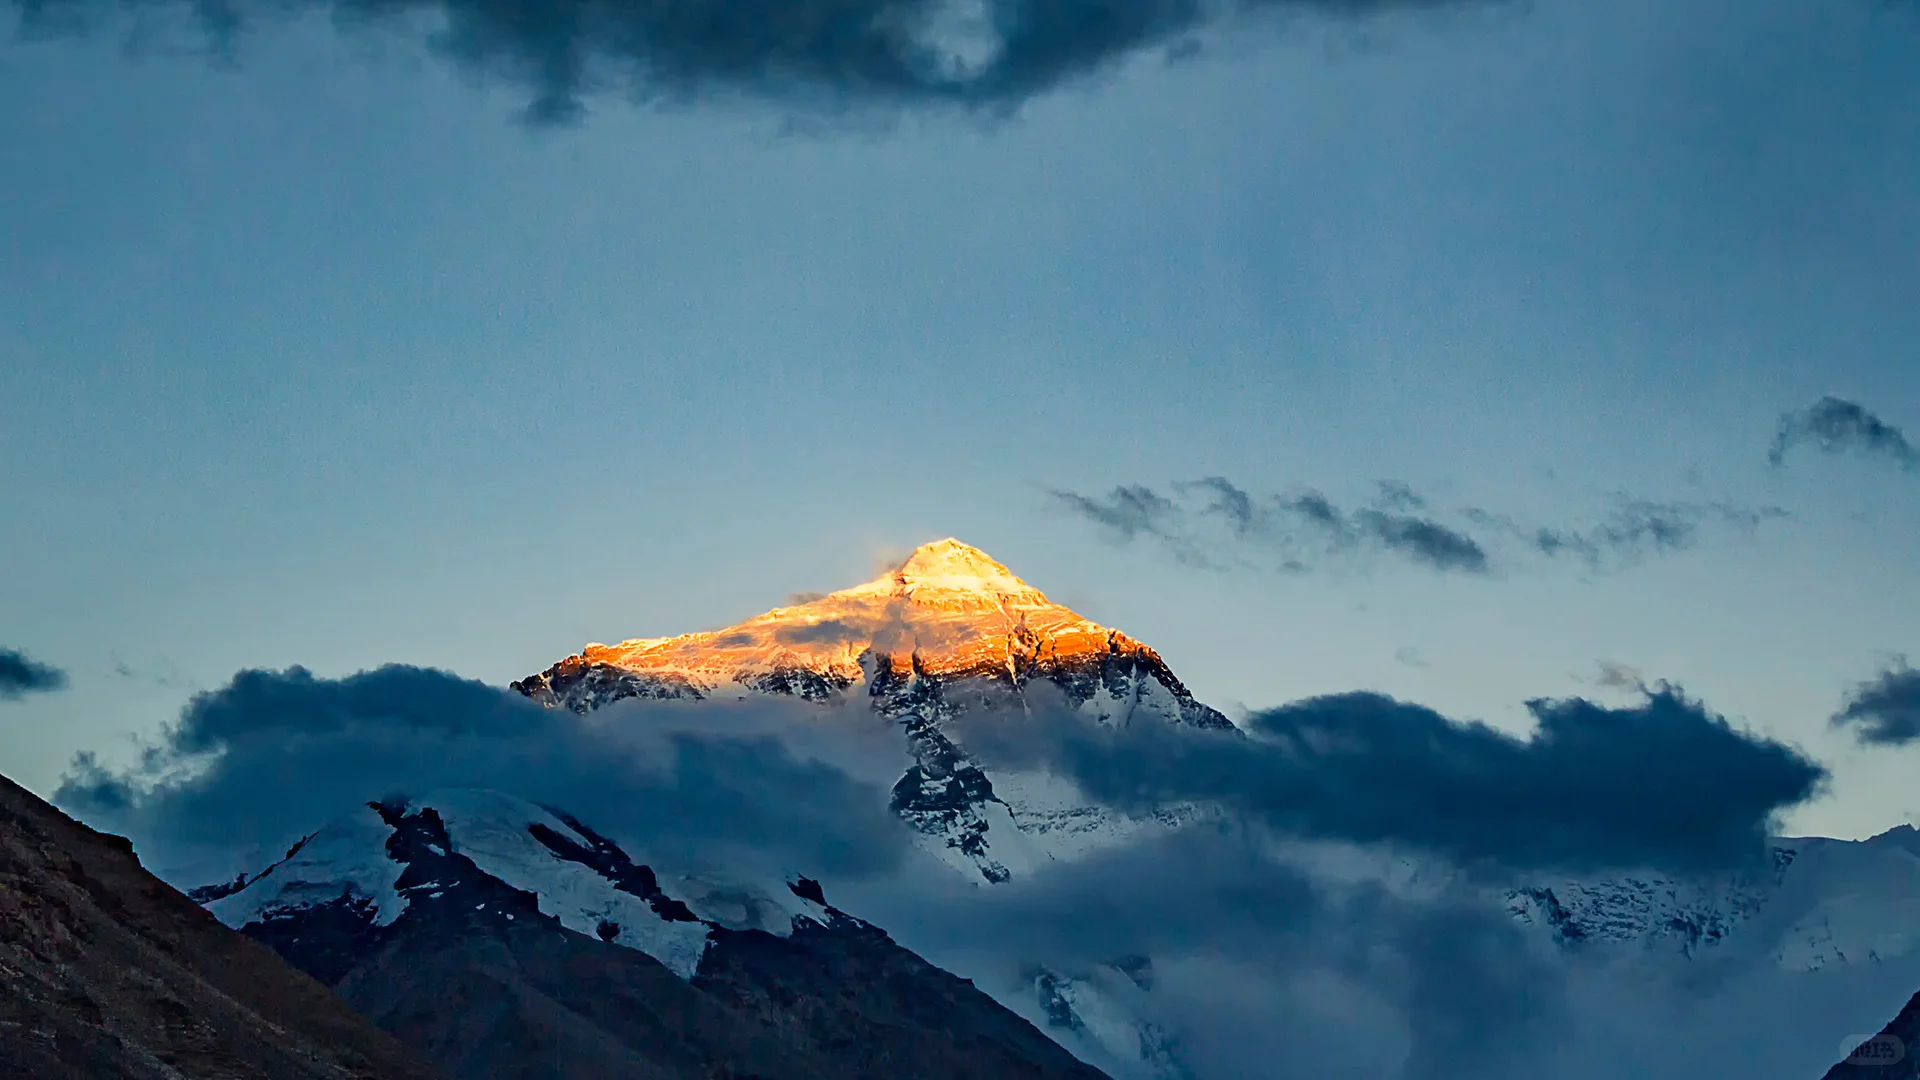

[3,0,1917,838]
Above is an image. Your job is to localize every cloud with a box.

[1831,659,1920,747]
[1589,660,1645,692]
[1051,475,1789,578]
[1050,476,1490,574]
[766,602,969,653]
[8,0,1501,123]
[1049,484,1181,540]
[49,656,1872,1080]
[848,824,1569,1080]
[1465,497,1788,571]
[55,663,912,880]
[772,618,877,646]
[0,648,67,699]
[1768,396,1918,471]
[955,681,1826,874]
[830,815,1581,1080]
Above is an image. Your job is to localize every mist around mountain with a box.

[49,540,1920,1080]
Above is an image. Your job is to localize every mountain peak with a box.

[862,539,1043,602]
[517,537,1177,699]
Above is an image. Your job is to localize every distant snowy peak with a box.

[1507,826,1920,972]
[206,789,831,980]
[512,537,1230,731]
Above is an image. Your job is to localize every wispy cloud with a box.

[1051,476,1490,575]
[1049,476,1783,577]
[1465,497,1788,570]
[1768,396,1918,472]
[1588,660,1647,693]
[0,648,67,700]
[1831,659,1920,747]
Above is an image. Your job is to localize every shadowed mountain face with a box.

[0,774,443,1080]
[211,792,1112,1080]
[1825,990,1920,1080]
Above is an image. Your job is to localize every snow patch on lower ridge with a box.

[204,788,827,979]
[207,805,406,931]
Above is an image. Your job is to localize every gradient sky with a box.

[3,0,1917,840]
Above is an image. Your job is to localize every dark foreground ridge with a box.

[1824,989,1920,1080]
[0,773,443,1080]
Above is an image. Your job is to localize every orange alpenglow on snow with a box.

[535,538,1170,689]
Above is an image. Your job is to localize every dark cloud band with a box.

[8,0,1500,122]
[957,682,1826,873]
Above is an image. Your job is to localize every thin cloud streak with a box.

[1049,476,1783,577]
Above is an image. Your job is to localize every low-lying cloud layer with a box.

[0,648,67,699]
[56,663,911,879]
[1769,396,1918,472]
[11,0,1498,122]
[845,827,1568,1080]
[956,681,1826,873]
[1831,659,1920,747]
[1049,476,1784,576]
[53,659,1862,1080]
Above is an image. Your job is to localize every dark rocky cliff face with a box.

[0,774,443,1080]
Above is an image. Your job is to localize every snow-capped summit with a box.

[513,539,1231,883]
[514,538,1220,718]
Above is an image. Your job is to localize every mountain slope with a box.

[207,789,1113,1080]
[1506,826,1920,971]
[0,773,443,1080]
[514,539,1230,883]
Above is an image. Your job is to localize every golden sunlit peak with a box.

[557,536,1127,686]
[900,538,1020,581]
[841,538,1046,601]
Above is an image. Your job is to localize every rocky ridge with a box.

[0,772,443,1080]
